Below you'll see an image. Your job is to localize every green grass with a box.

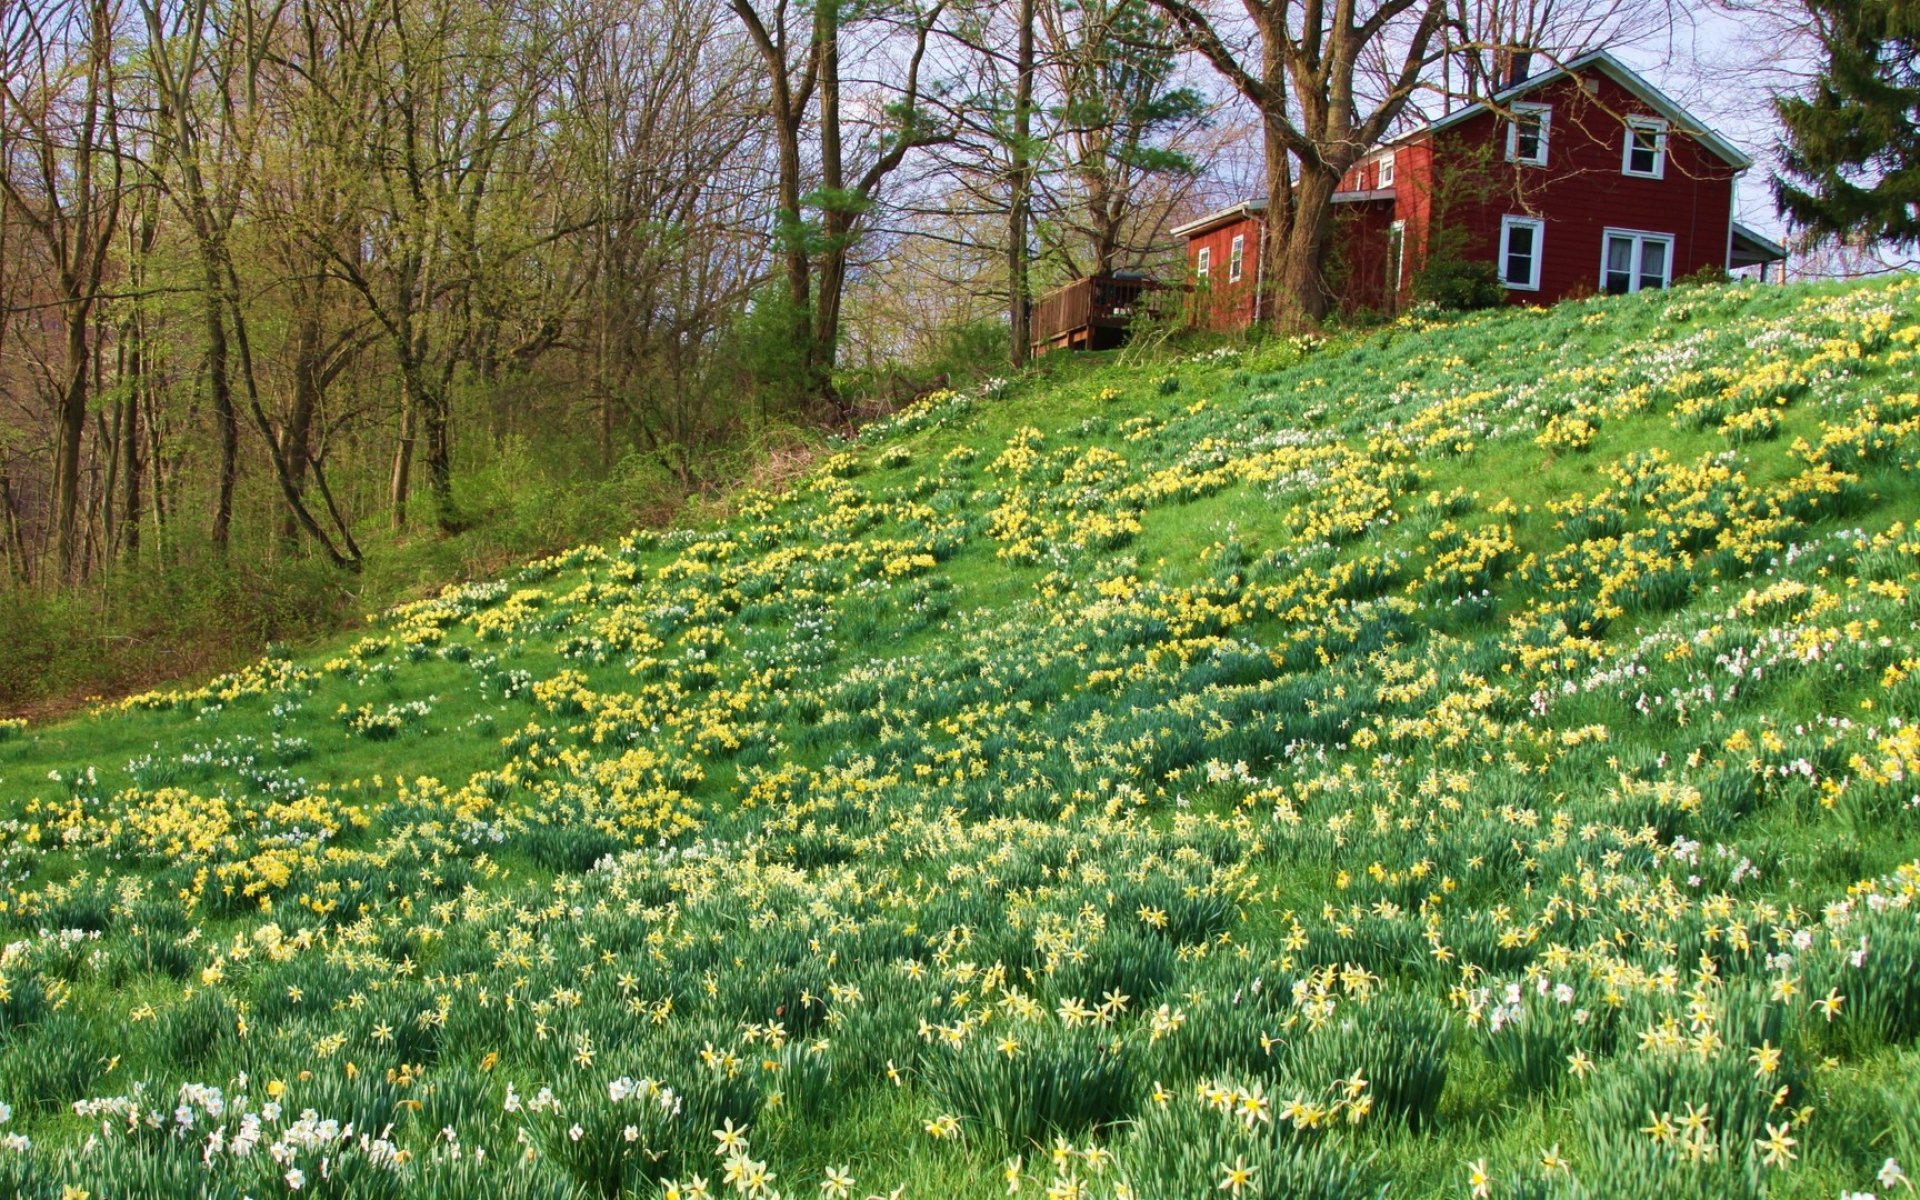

[2,278,1919,1199]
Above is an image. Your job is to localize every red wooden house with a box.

[1175,50,1787,325]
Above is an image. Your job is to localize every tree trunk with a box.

[1273,164,1339,329]
[422,368,455,530]
[1258,25,1292,331]
[0,471,27,586]
[223,253,357,567]
[812,242,847,412]
[121,383,142,560]
[310,452,362,562]
[53,311,90,584]
[202,261,237,554]
[101,388,120,558]
[779,121,810,325]
[282,307,321,545]
[144,368,168,552]
[1009,0,1035,370]
[811,0,845,412]
[391,396,415,531]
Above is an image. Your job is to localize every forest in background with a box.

[0,0,1246,709]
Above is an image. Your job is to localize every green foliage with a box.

[1121,1096,1373,1200]
[1775,0,1920,249]
[1413,258,1507,311]
[1296,993,1452,1129]
[718,284,820,419]
[1413,139,1514,311]
[922,1026,1138,1151]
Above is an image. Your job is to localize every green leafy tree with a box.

[1774,0,1920,249]
[1037,0,1208,278]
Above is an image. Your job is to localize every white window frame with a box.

[1228,234,1245,282]
[1498,215,1544,291]
[1388,219,1406,294]
[1599,227,1675,294]
[1195,246,1210,279]
[1506,102,1550,166]
[1377,154,1395,188]
[1622,116,1668,179]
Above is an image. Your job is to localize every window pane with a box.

[1505,224,1534,284]
[1640,239,1668,287]
[1605,236,1633,294]
[1629,129,1659,173]
[1515,115,1541,160]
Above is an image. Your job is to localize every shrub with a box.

[1412,259,1506,311]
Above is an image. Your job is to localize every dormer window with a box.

[1507,103,1550,166]
[1623,116,1668,178]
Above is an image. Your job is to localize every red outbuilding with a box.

[1175,50,1787,326]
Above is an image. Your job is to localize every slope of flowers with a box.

[1,278,1918,1200]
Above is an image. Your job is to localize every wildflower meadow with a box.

[2,278,1918,1199]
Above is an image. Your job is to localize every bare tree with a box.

[1439,0,1684,105]
[731,0,952,414]
[556,0,770,459]
[1148,0,1449,327]
[0,0,126,582]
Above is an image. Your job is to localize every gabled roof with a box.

[1393,49,1752,171]
[1171,199,1267,239]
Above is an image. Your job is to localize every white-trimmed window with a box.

[1387,220,1406,300]
[1507,102,1550,165]
[1377,155,1395,188]
[1195,246,1210,279]
[1499,215,1544,290]
[1228,234,1245,282]
[1601,228,1673,294]
[1622,116,1668,178]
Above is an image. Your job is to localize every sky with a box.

[1616,2,1812,240]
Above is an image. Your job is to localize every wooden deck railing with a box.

[1030,275,1160,354]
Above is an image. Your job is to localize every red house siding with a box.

[1331,199,1400,315]
[1393,142,1437,310]
[1188,60,1747,326]
[1184,216,1266,330]
[1413,71,1738,304]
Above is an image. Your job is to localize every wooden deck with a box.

[1029,275,1160,356]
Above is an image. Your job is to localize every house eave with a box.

[1172,199,1268,239]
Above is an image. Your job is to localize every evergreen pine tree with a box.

[1774,0,1920,248]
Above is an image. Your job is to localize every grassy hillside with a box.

[2,277,1918,1200]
